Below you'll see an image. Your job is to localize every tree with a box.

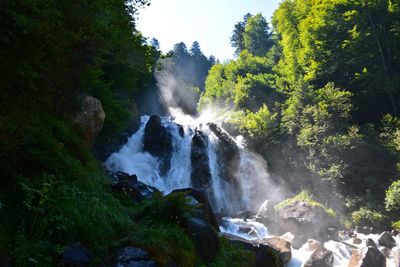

[150,38,160,49]
[230,13,253,56]
[243,13,274,56]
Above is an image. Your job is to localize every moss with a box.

[209,237,255,267]
[275,190,337,217]
[392,220,400,230]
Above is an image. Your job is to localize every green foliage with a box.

[351,207,387,227]
[125,223,197,267]
[276,190,337,217]
[385,180,400,211]
[392,220,400,230]
[210,237,255,267]
[243,13,274,56]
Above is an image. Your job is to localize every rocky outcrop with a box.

[171,188,219,231]
[347,246,386,267]
[74,95,105,149]
[167,188,220,263]
[190,131,212,191]
[263,237,292,265]
[108,171,160,201]
[102,246,159,267]
[60,243,92,267]
[303,246,334,267]
[207,123,240,183]
[143,115,172,175]
[186,217,219,264]
[229,239,284,267]
[275,201,336,247]
[378,231,396,248]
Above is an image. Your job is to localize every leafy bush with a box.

[351,207,387,228]
[385,180,400,211]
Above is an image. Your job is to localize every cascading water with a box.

[105,108,400,267]
[105,108,271,213]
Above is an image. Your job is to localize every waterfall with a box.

[105,110,271,213]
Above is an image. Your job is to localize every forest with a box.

[0,0,400,266]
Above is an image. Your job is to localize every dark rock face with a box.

[378,231,396,248]
[190,131,211,191]
[348,247,386,267]
[207,123,240,182]
[102,247,158,267]
[229,239,284,267]
[186,218,219,264]
[109,171,160,201]
[275,201,336,247]
[143,115,172,175]
[303,246,334,267]
[74,95,105,149]
[60,243,92,267]
[263,237,292,265]
[170,188,219,231]
[366,238,377,248]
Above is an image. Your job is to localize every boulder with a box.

[378,231,396,248]
[74,95,105,149]
[143,115,172,175]
[263,237,292,265]
[190,131,211,191]
[102,246,158,267]
[170,188,219,231]
[229,239,284,267]
[275,201,336,246]
[60,243,92,267]
[300,239,324,252]
[347,247,386,267]
[352,238,362,245]
[108,171,160,202]
[366,239,377,249]
[379,246,391,257]
[355,226,372,235]
[391,229,399,236]
[186,218,219,264]
[303,246,334,267]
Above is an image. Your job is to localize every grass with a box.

[275,190,337,217]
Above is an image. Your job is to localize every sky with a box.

[136,0,282,61]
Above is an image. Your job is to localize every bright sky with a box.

[136,0,282,61]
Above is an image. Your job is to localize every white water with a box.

[105,109,400,267]
[105,108,271,213]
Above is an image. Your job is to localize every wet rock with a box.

[355,226,372,235]
[74,95,105,149]
[300,239,323,252]
[366,238,377,249]
[170,188,219,231]
[228,239,284,267]
[0,253,12,267]
[327,228,339,241]
[207,123,242,202]
[392,247,400,267]
[102,246,158,267]
[143,115,172,175]
[348,247,386,267]
[255,200,276,226]
[263,237,292,265]
[303,246,334,267]
[186,218,219,264]
[190,131,212,191]
[378,231,396,248]
[60,243,92,267]
[279,232,295,244]
[109,171,160,201]
[275,201,336,247]
[391,229,399,236]
[379,246,391,257]
[352,238,362,245]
